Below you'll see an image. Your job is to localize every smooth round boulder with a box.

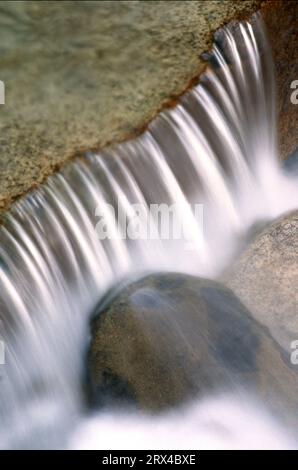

[87,273,298,418]
[224,210,298,352]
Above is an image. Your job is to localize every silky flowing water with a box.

[0,13,297,449]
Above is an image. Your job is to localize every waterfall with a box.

[0,13,297,449]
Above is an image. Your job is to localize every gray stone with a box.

[224,211,298,353]
[88,272,298,420]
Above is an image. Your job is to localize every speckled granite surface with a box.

[0,0,296,214]
[224,210,298,354]
[263,0,298,162]
[0,0,262,213]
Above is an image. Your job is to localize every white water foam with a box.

[71,394,297,450]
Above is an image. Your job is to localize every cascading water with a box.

[0,13,297,449]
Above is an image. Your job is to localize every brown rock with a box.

[88,272,298,422]
[0,0,286,214]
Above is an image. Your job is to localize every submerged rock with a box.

[87,273,298,417]
[283,148,298,177]
[224,211,298,353]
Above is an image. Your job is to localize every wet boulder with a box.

[87,273,298,416]
[283,148,298,177]
[224,210,298,353]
